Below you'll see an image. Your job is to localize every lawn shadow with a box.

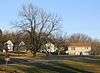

[9,58,29,64]
[66,56,100,65]
[50,62,93,73]
[8,58,94,73]
[26,62,78,73]
[12,64,42,73]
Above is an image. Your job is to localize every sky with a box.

[0,0,100,39]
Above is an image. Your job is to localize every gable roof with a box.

[6,40,13,45]
[68,42,91,47]
[19,41,25,46]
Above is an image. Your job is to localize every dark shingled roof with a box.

[68,42,91,47]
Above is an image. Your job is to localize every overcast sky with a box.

[0,0,100,39]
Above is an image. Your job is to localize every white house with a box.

[45,42,57,53]
[18,41,26,52]
[66,42,91,55]
[3,40,14,52]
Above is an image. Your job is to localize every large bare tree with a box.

[15,3,61,55]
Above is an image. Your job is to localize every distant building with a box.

[45,42,57,53]
[66,42,91,55]
[3,40,13,52]
[18,41,26,52]
[40,42,57,53]
[19,41,25,46]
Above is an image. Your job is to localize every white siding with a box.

[4,40,13,52]
[66,46,91,55]
[45,43,57,52]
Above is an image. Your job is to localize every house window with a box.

[71,47,75,50]
[48,46,50,49]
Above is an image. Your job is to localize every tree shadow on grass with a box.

[9,58,29,64]
[67,57,100,65]
[50,62,93,73]
[8,58,93,73]
[13,64,59,73]
[26,62,78,73]
[13,65,42,73]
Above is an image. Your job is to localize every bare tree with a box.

[14,3,61,56]
[67,33,92,44]
[0,29,2,36]
[0,29,3,51]
[91,39,100,55]
[0,29,2,43]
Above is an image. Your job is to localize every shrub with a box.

[0,54,5,64]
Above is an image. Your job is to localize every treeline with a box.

[0,29,100,55]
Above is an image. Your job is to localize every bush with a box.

[0,54,5,64]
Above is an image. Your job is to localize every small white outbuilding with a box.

[3,40,13,52]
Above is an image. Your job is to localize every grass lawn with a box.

[0,59,100,73]
[0,53,100,73]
